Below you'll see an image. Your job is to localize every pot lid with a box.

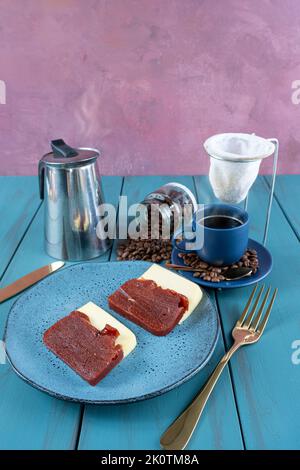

[41,139,100,166]
[204,133,275,162]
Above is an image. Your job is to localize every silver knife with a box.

[0,261,65,303]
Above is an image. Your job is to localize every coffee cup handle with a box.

[172,229,196,253]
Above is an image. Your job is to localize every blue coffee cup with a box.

[173,203,249,266]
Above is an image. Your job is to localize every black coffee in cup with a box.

[199,215,243,229]
[173,203,249,265]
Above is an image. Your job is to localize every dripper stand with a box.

[242,138,279,246]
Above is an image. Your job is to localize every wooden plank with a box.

[78,176,243,450]
[265,175,300,240]
[0,176,41,276]
[0,176,123,449]
[196,175,300,449]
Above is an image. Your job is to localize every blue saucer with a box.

[171,238,272,289]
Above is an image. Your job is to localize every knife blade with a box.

[0,261,65,303]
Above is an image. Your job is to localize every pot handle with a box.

[38,160,45,199]
[51,139,78,158]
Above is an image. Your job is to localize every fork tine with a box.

[236,284,258,327]
[256,288,278,336]
[243,285,265,329]
[251,286,271,331]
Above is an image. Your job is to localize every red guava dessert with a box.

[108,278,189,336]
[43,310,123,385]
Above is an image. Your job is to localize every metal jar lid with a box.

[40,139,100,167]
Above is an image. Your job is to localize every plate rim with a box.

[4,261,220,405]
[172,238,272,289]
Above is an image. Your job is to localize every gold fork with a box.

[160,284,278,450]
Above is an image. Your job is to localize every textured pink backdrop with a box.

[0,0,300,175]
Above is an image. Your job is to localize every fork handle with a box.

[160,342,240,450]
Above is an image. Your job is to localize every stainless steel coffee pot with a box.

[39,139,111,261]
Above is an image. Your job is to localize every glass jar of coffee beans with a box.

[117,182,197,263]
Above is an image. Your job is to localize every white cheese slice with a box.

[78,302,137,357]
[139,264,203,323]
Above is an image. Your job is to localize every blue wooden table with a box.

[0,175,299,450]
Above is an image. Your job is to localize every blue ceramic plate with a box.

[5,261,219,404]
[172,238,272,289]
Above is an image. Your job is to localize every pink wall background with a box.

[0,0,300,175]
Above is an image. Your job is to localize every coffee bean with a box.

[117,236,259,284]
[175,249,259,283]
[198,262,207,269]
